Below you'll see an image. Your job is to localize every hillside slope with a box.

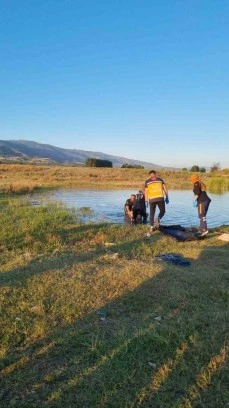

[0,140,162,168]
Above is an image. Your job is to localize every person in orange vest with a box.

[145,170,169,232]
[190,174,211,236]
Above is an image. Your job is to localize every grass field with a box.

[0,197,228,407]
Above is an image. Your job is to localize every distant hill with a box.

[0,140,163,169]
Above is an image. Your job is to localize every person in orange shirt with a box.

[145,170,169,232]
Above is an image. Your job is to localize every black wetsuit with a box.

[132,193,148,224]
[193,181,211,231]
[124,199,134,215]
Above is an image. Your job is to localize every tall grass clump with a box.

[207,177,229,193]
[0,198,79,263]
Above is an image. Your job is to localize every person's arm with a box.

[144,187,148,202]
[125,203,133,218]
[163,183,169,204]
[193,182,201,200]
[163,184,168,197]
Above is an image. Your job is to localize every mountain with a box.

[0,140,163,168]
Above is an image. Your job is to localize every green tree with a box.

[121,164,144,169]
[85,158,113,168]
[190,165,200,172]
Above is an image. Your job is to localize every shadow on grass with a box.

[0,222,130,287]
[0,239,228,408]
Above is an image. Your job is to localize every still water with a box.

[40,189,229,228]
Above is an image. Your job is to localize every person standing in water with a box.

[144,170,169,232]
[132,190,148,224]
[124,194,136,222]
[190,174,211,236]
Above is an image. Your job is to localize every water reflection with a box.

[36,189,229,228]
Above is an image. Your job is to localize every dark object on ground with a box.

[159,224,206,242]
[97,309,107,318]
[156,253,191,267]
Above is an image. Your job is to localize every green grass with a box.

[207,177,229,193]
[0,198,228,407]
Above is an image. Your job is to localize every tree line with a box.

[85,158,221,172]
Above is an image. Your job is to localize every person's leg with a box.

[205,199,211,216]
[132,208,137,224]
[149,201,156,227]
[154,201,166,228]
[198,201,210,231]
[142,210,148,224]
[157,200,166,220]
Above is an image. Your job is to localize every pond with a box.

[34,189,229,228]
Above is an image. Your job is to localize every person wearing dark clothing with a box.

[124,194,136,222]
[190,174,211,236]
[145,170,169,232]
[132,190,148,224]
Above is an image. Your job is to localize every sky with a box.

[1,0,229,169]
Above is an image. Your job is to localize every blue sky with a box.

[1,0,229,168]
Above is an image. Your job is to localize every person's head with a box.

[149,170,156,178]
[190,174,199,183]
[130,194,136,202]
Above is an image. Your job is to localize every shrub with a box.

[85,158,113,168]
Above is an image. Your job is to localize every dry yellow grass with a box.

[0,164,228,194]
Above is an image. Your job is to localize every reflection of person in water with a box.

[124,194,136,222]
[132,190,148,224]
